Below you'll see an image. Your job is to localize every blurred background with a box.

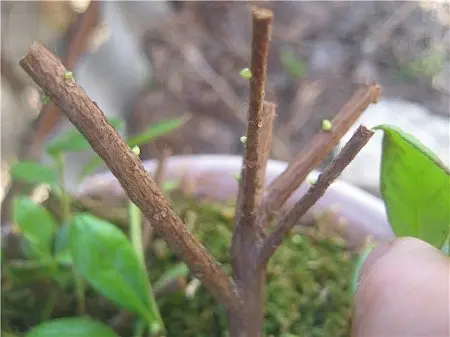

[1,0,449,200]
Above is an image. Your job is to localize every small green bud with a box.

[40,95,51,105]
[240,136,247,144]
[234,173,241,182]
[131,145,140,156]
[307,176,317,185]
[64,71,73,80]
[239,68,252,79]
[322,119,332,132]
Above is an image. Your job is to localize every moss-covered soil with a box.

[2,197,357,337]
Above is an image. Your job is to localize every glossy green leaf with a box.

[13,197,57,258]
[10,161,56,185]
[127,116,189,147]
[70,213,155,322]
[375,125,450,248]
[25,317,119,337]
[46,118,123,155]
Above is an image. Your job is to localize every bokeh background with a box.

[1,0,449,199]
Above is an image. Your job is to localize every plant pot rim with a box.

[77,154,395,249]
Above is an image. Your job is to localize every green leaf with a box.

[25,317,119,337]
[127,116,189,147]
[10,161,56,185]
[70,213,155,322]
[13,197,57,258]
[46,118,123,155]
[375,125,450,248]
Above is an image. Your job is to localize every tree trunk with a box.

[227,267,266,337]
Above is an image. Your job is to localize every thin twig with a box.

[258,125,375,266]
[20,41,243,314]
[258,83,380,227]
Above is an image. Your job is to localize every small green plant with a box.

[5,116,187,336]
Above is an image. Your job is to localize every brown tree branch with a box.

[229,8,273,337]
[232,8,273,246]
[258,125,375,266]
[258,83,380,227]
[20,41,243,314]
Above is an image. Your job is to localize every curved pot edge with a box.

[76,154,396,249]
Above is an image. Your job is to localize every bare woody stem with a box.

[258,125,375,266]
[20,41,243,314]
[233,8,273,236]
[258,84,380,227]
[229,8,274,337]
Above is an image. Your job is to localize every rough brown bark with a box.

[20,41,243,314]
[230,8,274,337]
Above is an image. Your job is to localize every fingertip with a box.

[352,237,450,337]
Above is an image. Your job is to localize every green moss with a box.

[3,197,356,336]
[148,198,356,337]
